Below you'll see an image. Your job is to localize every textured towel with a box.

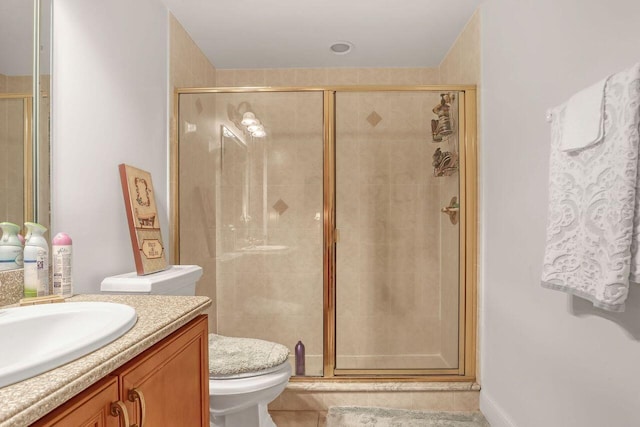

[542,62,640,312]
[208,333,289,377]
[561,76,609,152]
[326,407,490,427]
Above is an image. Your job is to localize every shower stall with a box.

[174,86,477,380]
[0,94,32,226]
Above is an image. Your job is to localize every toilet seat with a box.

[208,333,289,377]
[209,361,291,395]
[210,359,291,380]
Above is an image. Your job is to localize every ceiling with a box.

[161,0,483,69]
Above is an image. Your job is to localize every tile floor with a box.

[270,410,326,427]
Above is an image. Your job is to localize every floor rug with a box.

[326,406,490,427]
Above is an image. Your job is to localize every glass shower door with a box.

[178,90,326,377]
[334,90,462,373]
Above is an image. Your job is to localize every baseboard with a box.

[479,390,517,427]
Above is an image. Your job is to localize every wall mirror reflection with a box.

[0,0,52,271]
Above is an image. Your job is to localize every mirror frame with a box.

[32,0,52,225]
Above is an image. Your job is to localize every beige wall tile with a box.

[269,411,320,427]
[452,391,480,411]
[234,69,266,86]
[217,66,441,88]
[439,10,480,86]
[215,70,235,87]
[294,68,328,86]
[323,392,369,409]
[420,68,441,84]
[327,68,359,85]
[271,389,475,413]
[279,390,326,411]
[367,392,414,410]
[263,68,297,86]
[357,68,391,85]
[411,391,455,411]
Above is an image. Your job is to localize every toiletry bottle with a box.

[0,222,24,271]
[295,340,305,376]
[52,232,73,297]
[23,222,49,297]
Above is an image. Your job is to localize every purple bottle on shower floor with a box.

[295,340,305,376]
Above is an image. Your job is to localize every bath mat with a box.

[326,406,490,427]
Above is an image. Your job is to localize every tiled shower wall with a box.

[335,90,460,370]
[0,75,31,229]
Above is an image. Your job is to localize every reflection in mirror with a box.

[0,0,33,232]
[0,0,51,271]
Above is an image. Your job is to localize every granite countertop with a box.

[0,294,212,427]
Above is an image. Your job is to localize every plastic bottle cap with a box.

[52,232,72,245]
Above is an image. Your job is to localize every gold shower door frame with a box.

[172,86,477,382]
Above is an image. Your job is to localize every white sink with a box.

[0,302,137,388]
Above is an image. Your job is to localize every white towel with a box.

[541,62,640,312]
[561,77,608,152]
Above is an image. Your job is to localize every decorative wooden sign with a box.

[118,164,167,275]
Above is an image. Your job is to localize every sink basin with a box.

[0,302,137,388]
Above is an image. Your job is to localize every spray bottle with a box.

[0,222,23,271]
[52,232,73,297]
[24,222,49,297]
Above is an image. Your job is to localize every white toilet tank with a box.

[100,265,202,296]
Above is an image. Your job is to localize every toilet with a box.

[101,265,292,427]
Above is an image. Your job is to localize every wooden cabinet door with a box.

[31,376,121,427]
[116,315,209,427]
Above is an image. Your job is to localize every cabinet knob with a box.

[128,388,147,427]
[110,400,130,426]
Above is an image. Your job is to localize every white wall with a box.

[52,0,169,293]
[480,1,640,426]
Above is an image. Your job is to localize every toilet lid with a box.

[208,333,290,378]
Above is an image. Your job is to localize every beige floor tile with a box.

[318,411,327,427]
[270,410,320,427]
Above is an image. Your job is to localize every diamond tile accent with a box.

[366,111,382,127]
[273,199,289,215]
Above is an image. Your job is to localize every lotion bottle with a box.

[295,340,305,376]
[52,232,73,297]
[0,222,23,271]
[24,222,49,297]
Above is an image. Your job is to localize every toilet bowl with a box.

[101,265,292,427]
[208,334,291,427]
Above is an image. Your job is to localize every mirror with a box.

[0,0,52,270]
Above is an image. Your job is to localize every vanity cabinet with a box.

[116,314,209,426]
[31,376,120,427]
[31,315,209,427]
